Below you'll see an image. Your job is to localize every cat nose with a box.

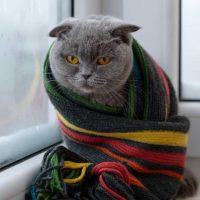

[82,74,91,80]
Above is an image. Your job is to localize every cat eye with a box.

[66,55,79,65]
[97,57,111,65]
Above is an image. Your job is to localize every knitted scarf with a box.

[42,39,189,200]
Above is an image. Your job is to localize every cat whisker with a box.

[104,87,129,114]
[102,88,123,107]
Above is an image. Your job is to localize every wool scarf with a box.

[39,39,189,200]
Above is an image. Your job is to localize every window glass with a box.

[0,0,71,168]
[181,0,200,100]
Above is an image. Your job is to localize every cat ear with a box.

[49,24,72,37]
[111,24,140,44]
[49,18,79,37]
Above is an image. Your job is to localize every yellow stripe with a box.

[63,161,90,169]
[57,112,188,147]
[63,161,90,184]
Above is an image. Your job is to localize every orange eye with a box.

[97,57,111,65]
[66,55,79,65]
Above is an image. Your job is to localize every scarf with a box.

[31,39,189,200]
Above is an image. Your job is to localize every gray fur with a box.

[49,15,139,106]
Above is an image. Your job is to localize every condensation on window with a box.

[0,0,72,168]
[0,0,59,136]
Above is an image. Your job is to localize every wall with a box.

[101,0,123,18]
[101,0,179,76]
[74,0,101,18]
[101,0,200,157]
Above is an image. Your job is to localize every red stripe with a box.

[58,120,185,167]
[63,129,182,180]
[153,59,171,116]
[92,162,131,185]
[92,162,130,199]
[93,144,183,180]
[92,162,144,188]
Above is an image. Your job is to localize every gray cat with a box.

[49,15,198,198]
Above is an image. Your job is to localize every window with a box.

[180,0,200,100]
[0,0,72,169]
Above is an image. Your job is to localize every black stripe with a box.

[55,100,189,132]
[131,177,180,200]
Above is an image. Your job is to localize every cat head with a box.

[49,15,140,96]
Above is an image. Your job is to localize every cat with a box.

[49,16,136,108]
[48,15,198,199]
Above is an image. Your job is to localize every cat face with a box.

[49,16,139,96]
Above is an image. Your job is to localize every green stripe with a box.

[132,39,149,120]
[43,43,63,99]
[61,87,122,114]
[66,169,80,179]
[43,40,148,118]
[50,154,64,192]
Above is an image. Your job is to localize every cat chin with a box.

[81,88,93,93]
[75,85,95,94]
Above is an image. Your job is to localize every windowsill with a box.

[181,157,200,200]
[0,122,61,169]
[0,152,45,200]
[179,102,200,118]
[0,149,199,200]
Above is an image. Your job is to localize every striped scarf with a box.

[43,39,189,200]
